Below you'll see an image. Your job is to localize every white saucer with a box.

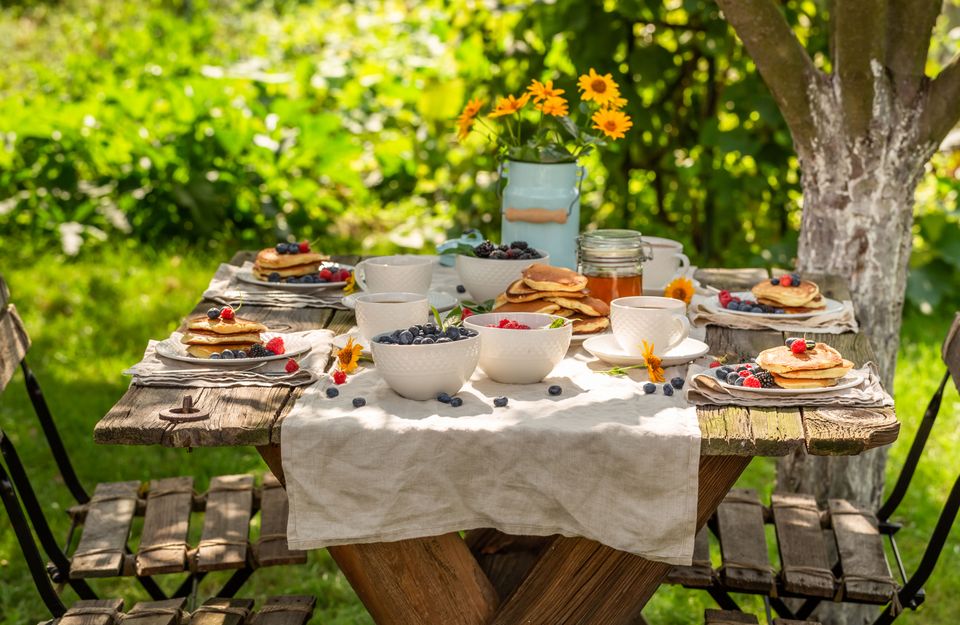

[583,334,710,367]
[341,290,459,312]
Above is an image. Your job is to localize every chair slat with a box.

[190,598,255,625]
[771,492,834,598]
[829,499,897,604]
[666,525,712,587]
[704,609,759,624]
[120,598,187,625]
[71,482,140,578]
[136,477,194,576]
[716,488,773,592]
[255,473,306,567]
[0,304,30,393]
[57,598,124,625]
[197,475,253,571]
[250,596,316,625]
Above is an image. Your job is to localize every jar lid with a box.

[578,229,645,262]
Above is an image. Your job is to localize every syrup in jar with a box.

[577,229,649,305]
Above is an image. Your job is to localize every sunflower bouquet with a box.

[456,69,633,163]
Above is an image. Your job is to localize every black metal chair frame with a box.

[4,357,256,600]
[702,369,960,624]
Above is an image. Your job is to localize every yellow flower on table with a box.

[578,68,621,107]
[489,93,531,118]
[591,108,633,140]
[536,95,569,117]
[663,277,695,305]
[456,98,484,140]
[336,337,363,373]
[343,272,357,294]
[641,340,665,383]
[527,79,565,103]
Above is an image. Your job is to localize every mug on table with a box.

[610,296,690,356]
[355,292,430,341]
[642,236,690,290]
[354,255,435,294]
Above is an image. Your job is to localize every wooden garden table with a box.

[93,252,900,625]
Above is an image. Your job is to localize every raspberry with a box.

[743,376,762,388]
[791,340,807,354]
[298,241,310,253]
[266,337,285,355]
[285,358,299,373]
[709,361,722,368]
[779,275,792,287]
[219,306,235,320]
[332,370,347,385]
[319,268,333,280]
[738,369,751,377]
[337,269,351,282]
[461,307,474,319]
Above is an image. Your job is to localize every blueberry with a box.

[750,306,763,313]
[791,277,801,287]
[317,277,329,283]
[379,336,395,344]
[548,385,562,396]
[206,307,220,319]
[726,301,739,310]
[424,323,437,334]
[445,326,460,340]
[352,397,366,408]
[805,339,816,350]
[734,377,745,386]
[791,273,800,281]
[412,337,423,345]
[221,350,235,359]
[643,382,657,394]
[493,396,508,407]
[408,326,420,336]
[326,387,339,398]
[436,337,451,343]
[268,272,281,282]
[775,309,785,314]
[456,284,466,293]
[785,338,799,347]
[670,377,685,389]
[449,397,463,407]
[421,337,435,344]
[726,371,740,384]
[209,352,221,359]
[275,243,286,254]
[235,350,248,358]
[662,383,674,396]
[770,278,779,285]
[398,330,414,345]
[437,392,452,403]
[715,367,730,379]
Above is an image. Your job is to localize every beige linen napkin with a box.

[684,361,893,407]
[282,352,702,565]
[125,330,333,387]
[203,262,349,309]
[689,293,858,333]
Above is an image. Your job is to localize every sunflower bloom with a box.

[336,337,363,373]
[578,68,621,107]
[489,93,531,118]
[537,95,569,117]
[592,108,633,140]
[663,277,695,304]
[456,98,484,141]
[527,79,565,103]
[641,340,665,383]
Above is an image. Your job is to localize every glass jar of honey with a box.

[577,229,650,304]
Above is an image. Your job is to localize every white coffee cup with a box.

[354,255,434,294]
[355,292,430,341]
[610,296,690,356]
[642,236,690,290]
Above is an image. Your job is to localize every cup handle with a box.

[353,260,368,291]
[667,313,691,350]
[675,252,690,275]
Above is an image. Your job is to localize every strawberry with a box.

[319,268,333,280]
[743,375,762,388]
[790,339,807,354]
[332,370,347,385]
[461,307,474,319]
[285,358,299,373]
[219,306,235,320]
[298,241,310,253]
[779,275,792,287]
[266,337,285,355]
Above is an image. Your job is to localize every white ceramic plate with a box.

[570,330,610,344]
[702,290,844,319]
[236,262,354,291]
[155,332,311,366]
[342,290,459,313]
[583,334,710,367]
[713,367,866,395]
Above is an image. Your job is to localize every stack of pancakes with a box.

[253,247,327,281]
[180,316,268,358]
[756,343,854,389]
[750,279,825,313]
[493,263,610,335]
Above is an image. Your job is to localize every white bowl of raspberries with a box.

[455,240,549,303]
[463,312,572,384]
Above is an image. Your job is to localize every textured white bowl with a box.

[464,312,572,384]
[371,334,480,400]
[455,251,550,303]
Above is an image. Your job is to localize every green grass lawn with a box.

[1,250,957,624]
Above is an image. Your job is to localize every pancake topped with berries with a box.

[751,274,821,308]
[185,315,267,336]
[255,243,326,270]
[756,342,844,374]
[521,264,589,292]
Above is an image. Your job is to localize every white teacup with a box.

[611,296,690,356]
[354,255,434,294]
[643,236,690,289]
[355,292,430,341]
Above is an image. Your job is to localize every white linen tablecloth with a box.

[282,351,702,565]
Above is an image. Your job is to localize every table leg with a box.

[256,444,285,483]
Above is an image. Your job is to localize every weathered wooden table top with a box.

[93,252,898,457]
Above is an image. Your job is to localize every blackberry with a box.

[489,250,508,259]
[498,243,510,252]
[474,241,495,258]
[754,369,777,389]
[510,241,529,250]
[249,344,270,358]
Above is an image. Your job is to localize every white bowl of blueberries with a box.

[455,240,549,303]
[370,323,480,400]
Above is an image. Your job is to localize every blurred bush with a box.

[0,0,957,312]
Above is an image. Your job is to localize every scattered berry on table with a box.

[266,337,285,355]
[285,358,299,373]
[643,382,657,394]
[548,385,562,396]
[670,377,685,389]
[332,370,347,385]
[779,275,793,287]
[662,383,674,396]
[219,306,235,320]
[221,350,235,359]
[437,392,452,403]
[493,397,508,407]
[352,397,366,408]
[298,241,310,253]
[709,361,722,368]
[743,375,762,388]
[726,372,741,385]
[790,340,808,354]
[449,397,463,408]
[206,307,221,319]
[268,272,281,282]
[326,387,339,398]
[456,284,466,294]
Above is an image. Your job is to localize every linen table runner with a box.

[282,352,702,565]
[689,293,859,334]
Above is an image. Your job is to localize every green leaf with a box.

[547,317,566,328]
[439,242,476,256]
